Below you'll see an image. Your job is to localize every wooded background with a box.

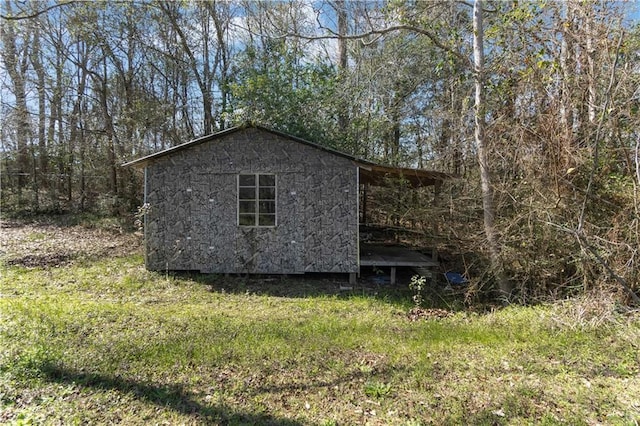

[1,0,639,302]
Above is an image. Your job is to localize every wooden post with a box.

[341,273,356,291]
[431,181,442,261]
[361,183,368,224]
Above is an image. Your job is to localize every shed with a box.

[123,125,450,280]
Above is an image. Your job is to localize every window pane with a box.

[259,200,275,214]
[239,187,255,200]
[259,174,275,186]
[259,214,276,226]
[259,187,275,200]
[239,214,255,226]
[239,175,255,186]
[239,200,256,214]
[237,174,277,227]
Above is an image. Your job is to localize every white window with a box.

[238,174,276,227]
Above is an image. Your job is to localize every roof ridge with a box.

[121,125,456,186]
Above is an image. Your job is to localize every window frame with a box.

[237,173,277,228]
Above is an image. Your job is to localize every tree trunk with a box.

[336,0,349,133]
[31,21,47,209]
[1,13,32,203]
[160,1,215,136]
[559,1,575,169]
[68,39,89,206]
[210,1,231,130]
[473,0,512,301]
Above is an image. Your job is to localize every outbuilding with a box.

[123,125,449,282]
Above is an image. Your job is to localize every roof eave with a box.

[121,126,246,168]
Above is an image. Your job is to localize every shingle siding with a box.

[144,127,358,274]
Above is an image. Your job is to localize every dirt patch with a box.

[6,253,75,268]
[407,307,452,321]
[0,219,142,268]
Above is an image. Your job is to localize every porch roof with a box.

[356,162,451,188]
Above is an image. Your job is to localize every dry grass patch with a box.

[0,217,141,268]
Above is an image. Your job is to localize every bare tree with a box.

[473,0,511,300]
[1,2,32,204]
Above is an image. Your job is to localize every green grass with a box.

[1,255,639,425]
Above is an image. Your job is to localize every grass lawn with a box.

[1,219,639,425]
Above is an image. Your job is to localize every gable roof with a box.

[122,124,453,187]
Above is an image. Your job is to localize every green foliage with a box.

[364,381,393,399]
[229,41,341,146]
[409,274,427,308]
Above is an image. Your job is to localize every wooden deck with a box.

[358,244,438,284]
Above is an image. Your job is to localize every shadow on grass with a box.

[38,362,305,426]
[245,363,410,399]
[169,268,474,312]
[169,269,421,303]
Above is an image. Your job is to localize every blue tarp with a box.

[444,272,467,286]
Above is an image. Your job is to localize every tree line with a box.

[1,0,638,302]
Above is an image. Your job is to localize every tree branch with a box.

[544,221,640,305]
[577,27,625,233]
[0,1,78,20]
[575,232,640,305]
[255,24,472,69]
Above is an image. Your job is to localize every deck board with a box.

[359,244,438,268]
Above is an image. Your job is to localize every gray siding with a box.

[144,128,358,274]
